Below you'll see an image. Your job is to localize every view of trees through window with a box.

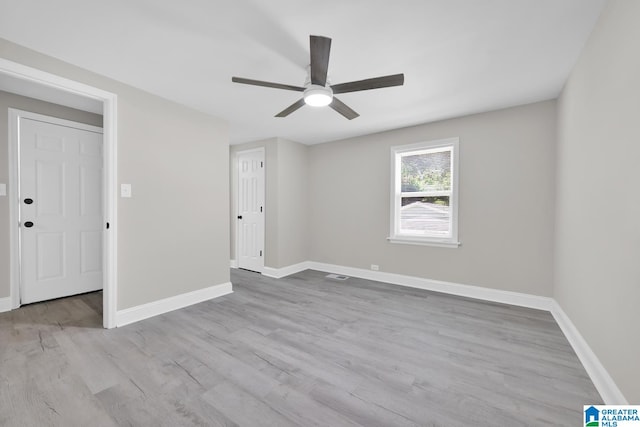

[399,149,452,235]
[401,150,451,194]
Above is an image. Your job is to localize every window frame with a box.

[388,137,460,248]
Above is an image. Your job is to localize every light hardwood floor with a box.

[0,268,601,426]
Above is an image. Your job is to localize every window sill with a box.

[387,237,461,248]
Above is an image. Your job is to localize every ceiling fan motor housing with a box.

[303,84,333,107]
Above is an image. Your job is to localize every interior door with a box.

[20,117,104,304]
[237,149,264,272]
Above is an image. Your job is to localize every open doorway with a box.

[0,58,118,328]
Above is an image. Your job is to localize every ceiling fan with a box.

[232,35,405,120]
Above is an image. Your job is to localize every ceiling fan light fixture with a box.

[303,85,333,107]
[232,35,404,119]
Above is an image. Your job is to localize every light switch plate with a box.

[0,183,6,196]
[120,183,132,198]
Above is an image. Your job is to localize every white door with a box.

[20,117,104,304]
[237,149,264,272]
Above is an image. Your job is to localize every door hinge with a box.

[260,206,263,212]
[260,161,263,168]
[106,222,110,230]
[259,250,263,257]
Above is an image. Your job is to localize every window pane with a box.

[401,149,451,193]
[400,196,450,234]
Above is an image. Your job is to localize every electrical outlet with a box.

[371,264,379,271]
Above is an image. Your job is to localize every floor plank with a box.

[0,268,602,426]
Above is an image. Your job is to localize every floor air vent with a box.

[325,273,349,281]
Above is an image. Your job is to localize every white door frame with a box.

[2,58,118,329]
[234,147,265,271]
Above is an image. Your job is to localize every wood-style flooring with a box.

[0,268,602,426]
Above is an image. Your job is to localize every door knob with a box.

[23,221,34,228]
[24,198,33,204]
[237,215,243,219]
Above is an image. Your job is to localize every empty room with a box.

[0,0,638,425]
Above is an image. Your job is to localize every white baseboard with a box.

[230,259,238,268]
[115,282,233,327]
[307,261,552,311]
[0,296,12,313]
[550,300,627,404]
[262,261,311,279]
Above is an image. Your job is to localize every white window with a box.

[389,137,460,248]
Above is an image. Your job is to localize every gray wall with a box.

[0,91,103,299]
[275,138,309,267]
[554,0,640,402]
[309,101,557,296]
[0,38,230,310]
[230,137,308,269]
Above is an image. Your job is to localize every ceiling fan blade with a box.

[275,99,306,117]
[232,77,305,92]
[330,97,359,120]
[310,35,331,86]
[331,73,405,94]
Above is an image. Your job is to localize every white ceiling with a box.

[0,0,605,145]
